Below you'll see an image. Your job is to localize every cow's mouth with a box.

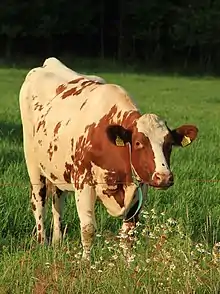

[149,182,174,190]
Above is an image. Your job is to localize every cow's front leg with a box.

[119,208,139,260]
[31,175,47,244]
[75,185,97,261]
[119,184,147,260]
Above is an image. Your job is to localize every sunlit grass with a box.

[0,63,220,292]
[0,209,219,293]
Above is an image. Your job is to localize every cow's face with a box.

[107,114,198,189]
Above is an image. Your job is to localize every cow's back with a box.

[20,61,136,131]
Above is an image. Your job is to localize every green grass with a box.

[0,64,220,293]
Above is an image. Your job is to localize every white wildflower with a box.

[74,252,82,259]
[170,263,176,271]
[127,254,135,263]
[108,262,115,267]
[154,225,161,232]
[128,230,134,236]
[167,218,177,226]
[119,243,129,251]
[149,232,156,239]
[195,264,200,270]
[195,243,205,253]
[112,254,118,260]
[142,210,149,215]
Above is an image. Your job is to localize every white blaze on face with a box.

[136,114,171,174]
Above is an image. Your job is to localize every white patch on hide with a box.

[136,114,171,173]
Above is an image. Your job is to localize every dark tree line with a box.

[1,0,220,71]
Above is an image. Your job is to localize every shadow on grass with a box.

[0,121,24,173]
[0,121,23,144]
[0,148,24,175]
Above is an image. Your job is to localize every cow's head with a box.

[106,114,198,189]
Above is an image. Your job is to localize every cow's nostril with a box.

[154,172,162,182]
[153,172,174,186]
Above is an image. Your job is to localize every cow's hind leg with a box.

[31,174,47,244]
[48,181,66,245]
[75,185,97,260]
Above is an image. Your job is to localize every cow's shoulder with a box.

[96,83,136,110]
[43,57,63,68]
[42,57,71,72]
[22,57,75,86]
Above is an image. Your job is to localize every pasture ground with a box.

[0,62,220,293]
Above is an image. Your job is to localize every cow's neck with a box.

[125,143,143,221]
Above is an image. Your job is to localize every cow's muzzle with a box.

[150,172,174,190]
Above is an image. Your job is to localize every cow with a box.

[19,57,198,260]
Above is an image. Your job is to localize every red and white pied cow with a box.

[19,57,198,260]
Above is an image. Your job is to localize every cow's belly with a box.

[38,157,75,192]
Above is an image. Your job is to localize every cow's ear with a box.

[106,125,132,146]
[171,124,198,147]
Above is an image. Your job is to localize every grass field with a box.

[0,62,220,293]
